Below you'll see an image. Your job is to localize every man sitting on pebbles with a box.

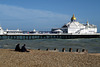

[21,44,30,52]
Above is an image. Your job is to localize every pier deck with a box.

[0,33,100,40]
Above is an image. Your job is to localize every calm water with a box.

[0,38,100,53]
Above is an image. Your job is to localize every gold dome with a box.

[86,21,88,24]
[71,14,76,21]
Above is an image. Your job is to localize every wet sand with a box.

[0,49,100,67]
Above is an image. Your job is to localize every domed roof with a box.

[71,14,76,21]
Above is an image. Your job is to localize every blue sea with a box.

[0,38,100,53]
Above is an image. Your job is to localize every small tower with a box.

[86,21,89,26]
[71,14,76,22]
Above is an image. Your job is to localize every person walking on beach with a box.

[15,44,20,52]
[21,44,29,52]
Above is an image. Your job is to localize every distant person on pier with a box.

[21,44,29,52]
[15,44,20,52]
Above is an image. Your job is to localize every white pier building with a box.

[52,14,97,34]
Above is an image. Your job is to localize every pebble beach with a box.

[0,49,100,67]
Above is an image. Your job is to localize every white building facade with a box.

[52,14,97,34]
[0,26,5,34]
[0,26,23,35]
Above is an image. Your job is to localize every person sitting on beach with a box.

[21,44,29,52]
[15,44,20,52]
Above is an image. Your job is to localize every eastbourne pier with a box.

[0,14,100,40]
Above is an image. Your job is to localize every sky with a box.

[0,0,100,31]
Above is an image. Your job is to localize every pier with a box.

[0,34,100,40]
[0,14,99,40]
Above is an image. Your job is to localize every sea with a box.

[0,38,100,53]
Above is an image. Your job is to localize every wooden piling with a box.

[69,48,72,52]
[62,48,65,52]
[46,48,49,51]
[76,49,80,52]
[82,49,85,52]
[54,48,57,51]
[38,48,40,50]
